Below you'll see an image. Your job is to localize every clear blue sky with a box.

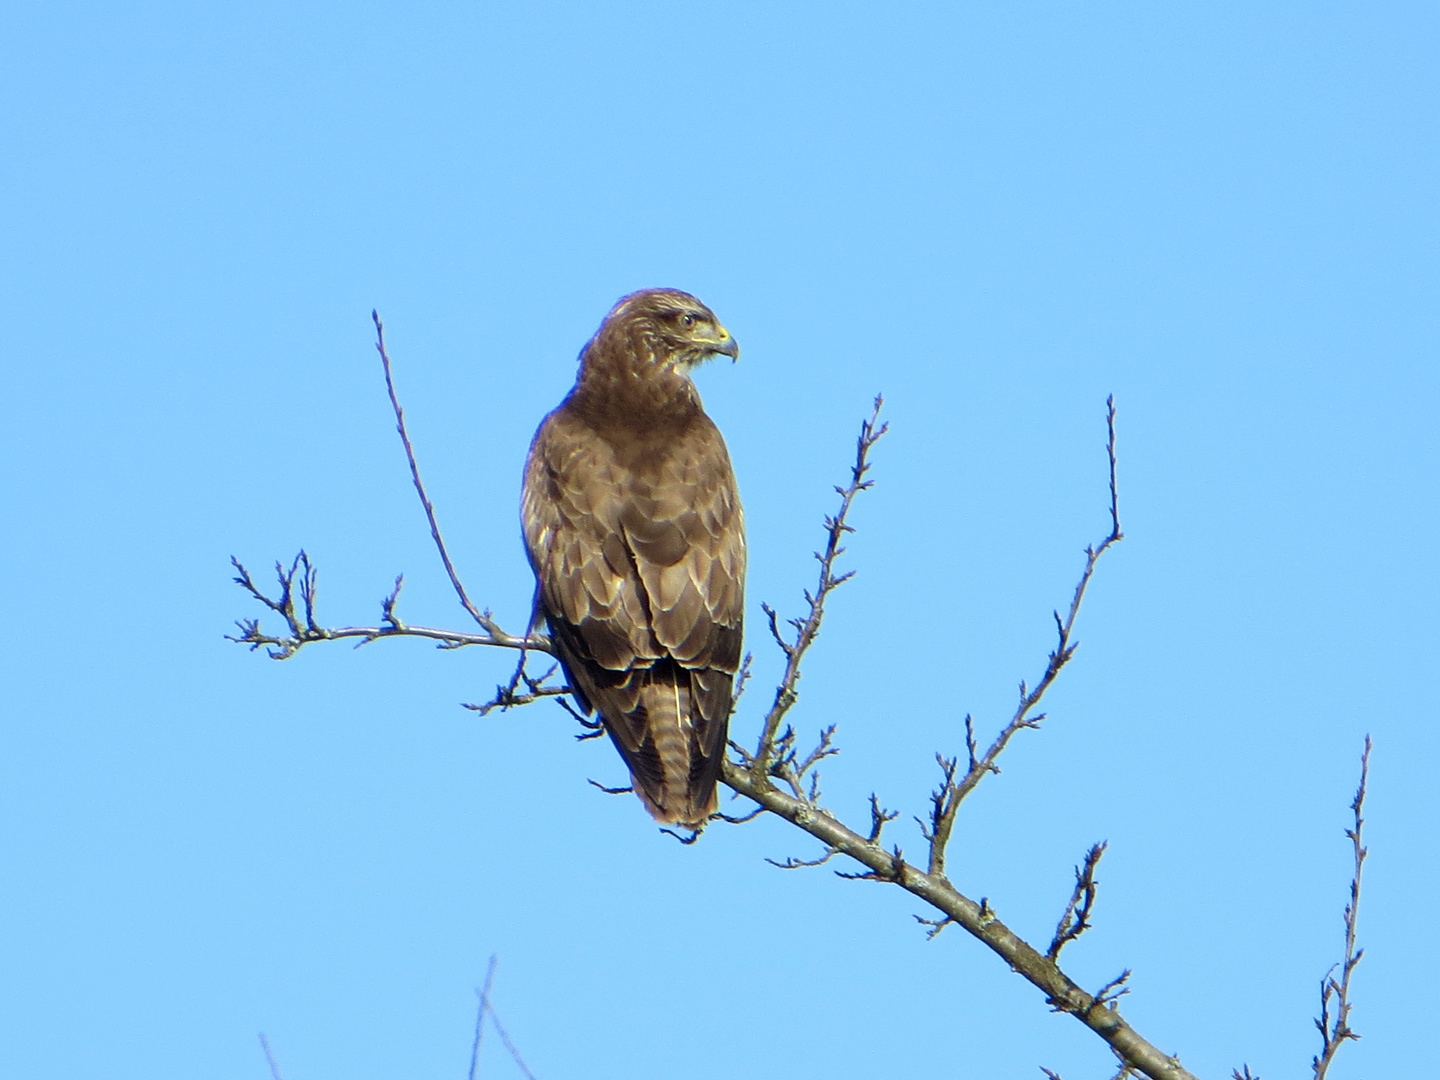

[3,2,1435,1077]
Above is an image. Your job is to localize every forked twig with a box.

[468,955,497,1080]
[228,553,540,659]
[924,396,1123,879]
[469,955,539,1080]
[464,662,570,716]
[1048,842,1108,961]
[229,315,550,664]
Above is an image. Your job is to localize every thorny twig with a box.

[1049,842,1109,961]
[1312,736,1369,1080]
[923,396,1123,880]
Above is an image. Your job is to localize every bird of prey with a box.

[521,289,745,827]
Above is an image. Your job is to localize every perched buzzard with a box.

[521,289,745,826]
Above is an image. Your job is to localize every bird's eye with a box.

[680,313,696,327]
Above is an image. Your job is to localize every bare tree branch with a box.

[1312,735,1369,1080]
[1049,842,1108,962]
[226,354,1243,1080]
[747,396,887,779]
[766,848,838,870]
[588,779,633,796]
[467,955,540,1080]
[464,662,570,716]
[468,955,497,1080]
[258,1033,284,1080]
[924,396,1123,879]
[714,804,766,826]
[374,310,493,635]
[228,552,544,659]
[1090,970,1132,1010]
[483,1003,539,1080]
[711,398,1196,1079]
[721,756,1193,1080]
[230,314,554,665]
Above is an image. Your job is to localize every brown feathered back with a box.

[521,289,745,826]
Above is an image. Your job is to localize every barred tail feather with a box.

[628,674,720,827]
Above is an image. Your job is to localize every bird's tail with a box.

[626,671,722,828]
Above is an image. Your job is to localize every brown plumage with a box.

[521,289,745,826]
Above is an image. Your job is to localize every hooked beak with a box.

[710,325,740,362]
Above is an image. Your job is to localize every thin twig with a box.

[1312,735,1370,1080]
[373,310,499,634]
[464,663,570,716]
[914,913,954,940]
[750,396,887,778]
[766,848,838,870]
[229,553,547,660]
[469,955,498,1080]
[228,313,555,663]
[258,1033,284,1080]
[1049,842,1108,961]
[1090,970,1132,1010]
[483,1002,539,1080]
[925,396,1123,878]
[557,695,604,736]
[587,779,633,795]
[714,804,766,825]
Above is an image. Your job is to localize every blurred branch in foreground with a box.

[469,955,538,1080]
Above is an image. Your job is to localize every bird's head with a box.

[598,288,740,371]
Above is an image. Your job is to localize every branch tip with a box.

[1312,735,1370,1080]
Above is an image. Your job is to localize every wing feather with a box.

[522,404,744,824]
